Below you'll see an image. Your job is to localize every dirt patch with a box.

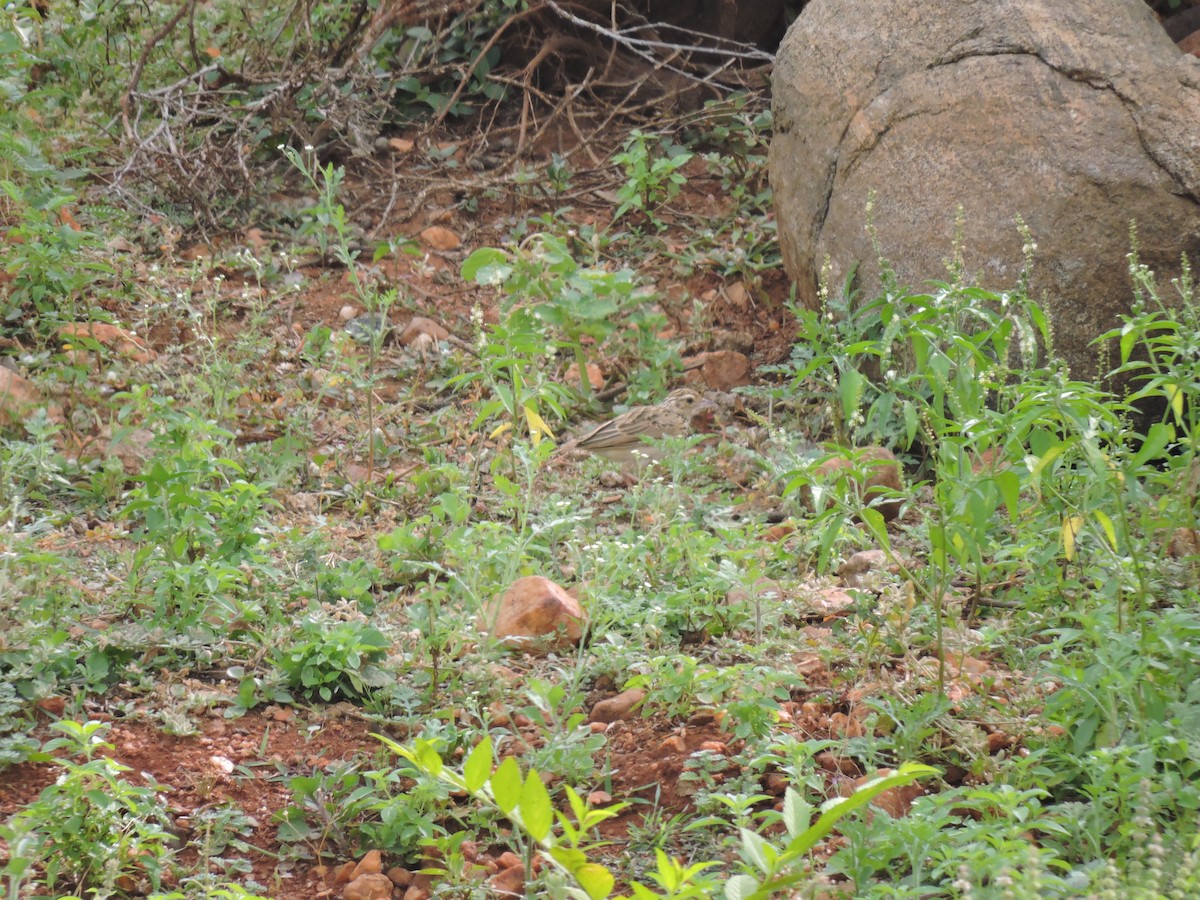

[0,707,387,896]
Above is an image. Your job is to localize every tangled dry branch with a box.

[107,0,780,229]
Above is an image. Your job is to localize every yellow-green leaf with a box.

[1092,509,1119,553]
[1168,382,1185,424]
[1061,515,1084,561]
[523,403,556,445]
[415,740,443,777]
[491,756,522,815]
[1031,444,1063,480]
[520,770,553,842]
[574,863,616,900]
[463,737,493,794]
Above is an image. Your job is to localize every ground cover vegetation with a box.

[2,1,1199,898]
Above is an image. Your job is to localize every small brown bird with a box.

[574,388,718,465]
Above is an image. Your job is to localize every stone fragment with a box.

[478,576,586,650]
[386,867,412,887]
[839,549,888,580]
[397,317,449,346]
[343,873,394,900]
[846,769,925,818]
[489,864,524,897]
[589,688,646,724]
[812,446,905,522]
[564,361,604,392]
[420,226,461,251]
[0,367,46,426]
[58,322,157,364]
[351,850,383,879]
[683,349,750,391]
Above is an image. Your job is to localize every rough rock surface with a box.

[769,0,1200,382]
[478,575,585,650]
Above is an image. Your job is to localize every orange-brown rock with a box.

[58,322,157,364]
[838,549,889,585]
[343,872,394,900]
[0,367,48,426]
[386,867,412,887]
[489,863,524,897]
[351,850,384,880]
[815,750,863,777]
[724,281,751,307]
[495,852,521,870]
[589,688,646,724]
[847,769,925,818]
[564,361,604,392]
[1167,527,1200,558]
[401,873,433,900]
[683,349,750,391]
[812,446,904,522]
[398,317,449,346]
[478,576,585,650]
[419,226,461,252]
[985,731,1015,754]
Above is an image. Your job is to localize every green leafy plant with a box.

[0,175,110,333]
[612,130,694,229]
[282,145,406,480]
[723,765,938,898]
[380,734,628,899]
[1,720,174,899]
[626,657,799,740]
[275,760,448,862]
[118,404,276,626]
[273,617,390,702]
[462,232,658,403]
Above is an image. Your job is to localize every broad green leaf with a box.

[903,400,919,447]
[1168,382,1185,423]
[372,733,412,764]
[858,506,887,544]
[1120,326,1138,364]
[739,827,773,874]
[492,472,520,498]
[491,756,522,814]
[1092,509,1119,554]
[416,740,443,777]
[1030,444,1063,479]
[838,368,864,424]
[994,469,1021,522]
[781,787,812,839]
[461,247,511,285]
[1073,713,1099,754]
[1132,421,1174,467]
[724,874,759,900]
[784,763,938,858]
[520,770,554,842]
[563,784,587,824]
[463,737,493,793]
[549,845,588,871]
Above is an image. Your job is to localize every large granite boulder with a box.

[769,0,1200,383]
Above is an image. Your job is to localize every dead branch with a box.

[108,0,778,231]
